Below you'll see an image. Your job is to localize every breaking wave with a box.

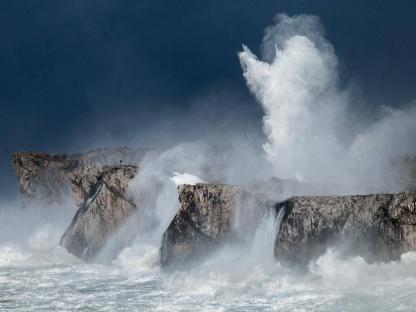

[1,12,416,312]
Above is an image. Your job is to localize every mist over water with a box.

[2,212,416,310]
[239,13,416,193]
[1,13,416,311]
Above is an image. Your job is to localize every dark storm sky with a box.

[1,0,416,198]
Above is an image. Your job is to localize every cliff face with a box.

[160,184,264,267]
[274,192,416,265]
[12,147,146,207]
[60,165,137,260]
[12,152,76,206]
[12,147,416,266]
[161,182,416,268]
[67,166,105,207]
[12,147,147,261]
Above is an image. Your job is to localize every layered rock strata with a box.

[12,147,146,206]
[160,184,265,267]
[161,183,416,268]
[60,165,137,260]
[274,192,416,265]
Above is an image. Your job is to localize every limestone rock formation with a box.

[160,184,264,267]
[161,181,416,268]
[12,147,146,206]
[274,192,416,266]
[60,165,137,260]
[67,166,105,206]
[12,152,75,206]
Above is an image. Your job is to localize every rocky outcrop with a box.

[161,182,416,268]
[60,165,137,260]
[160,184,265,267]
[274,192,416,266]
[12,152,75,206]
[12,147,145,260]
[67,166,106,206]
[12,147,146,206]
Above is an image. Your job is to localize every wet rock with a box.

[274,192,416,266]
[161,182,416,268]
[160,184,264,267]
[67,166,105,207]
[12,152,75,206]
[12,147,146,207]
[60,165,137,260]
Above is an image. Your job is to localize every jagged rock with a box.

[60,165,137,260]
[160,184,265,267]
[274,192,416,266]
[159,179,351,268]
[161,182,416,268]
[67,166,105,206]
[12,152,75,206]
[12,147,146,207]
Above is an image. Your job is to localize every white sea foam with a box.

[239,13,416,192]
[169,171,205,185]
[1,12,416,311]
[1,211,416,311]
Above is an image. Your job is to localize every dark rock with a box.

[274,192,416,266]
[67,166,105,207]
[12,152,75,206]
[161,181,416,268]
[60,165,137,260]
[160,184,265,267]
[12,147,146,207]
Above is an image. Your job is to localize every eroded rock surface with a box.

[12,147,146,206]
[60,165,137,260]
[12,152,75,206]
[274,192,416,266]
[160,184,264,267]
[67,166,105,206]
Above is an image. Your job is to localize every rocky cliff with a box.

[161,182,416,268]
[60,165,137,260]
[13,147,147,261]
[160,184,265,267]
[12,147,146,206]
[274,192,416,265]
[12,152,75,206]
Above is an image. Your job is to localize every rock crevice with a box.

[60,165,138,260]
[12,147,146,207]
[160,183,266,267]
[274,192,416,265]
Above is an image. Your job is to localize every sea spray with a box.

[239,13,416,193]
[250,205,286,264]
[1,11,416,311]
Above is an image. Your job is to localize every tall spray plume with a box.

[239,13,416,192]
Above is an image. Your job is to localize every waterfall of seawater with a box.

[2,202,416,310]
[250,205,286,263]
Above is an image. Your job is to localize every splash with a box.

[1,11,416,311]
[169,172,205,185]
[250,205,287,264]
[239,14,416,192]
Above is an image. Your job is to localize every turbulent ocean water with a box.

[1,206,416,312]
